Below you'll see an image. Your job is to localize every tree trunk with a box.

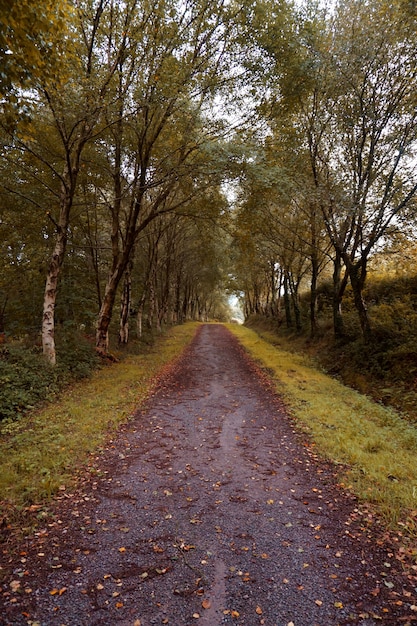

[283,272,293,328]
[347,258,372,342]
[310,252,319,338]
[0,294,8,336]
[96,264,125,352]
[118,262,132,345]
[290,284,302,332]
[42,211,69,365]
[332,251,347,340]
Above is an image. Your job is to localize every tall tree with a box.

[321,0,417,341]
[93,0,245,351]
[1,1,138,363]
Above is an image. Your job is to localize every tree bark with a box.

[347,258,372,342]
[283,272,293,328]
[96,263,126,352]
[42,231,67,365]
[42,185,72,365]
[119,261,132,345]
[310,252,319,338]
[332,250,347,340]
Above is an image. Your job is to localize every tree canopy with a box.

[1,0,417,363]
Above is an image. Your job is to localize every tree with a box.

[0,0,71,94]
[1,1,140,363]
[321,0,417,341]
[92,0,246,351]
[255,0,417,341]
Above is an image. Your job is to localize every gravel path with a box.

[1,324,416,625]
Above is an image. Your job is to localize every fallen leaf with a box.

[96,583,104,590]
[115,601,124,608]
[231,610,240,618]
[118,547,126,553]
[266,499,274,504]
[202,599,211,609]
[10,581,21,592]
[192,613,200,619]
[256,605,263,614]
[315,600,323,606]
[153,544,164,553]
[134,620,141,626]
[334,601,343,609]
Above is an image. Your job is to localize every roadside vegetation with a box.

[243,266,417,424]
[0,323,198,532]
[228,322,417,536]
[1,313,416,568]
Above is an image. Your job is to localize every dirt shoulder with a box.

[1,324,416,625]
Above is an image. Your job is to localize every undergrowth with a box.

[0,332,100,422]
[228,323,417,532]
[0,323,199,529]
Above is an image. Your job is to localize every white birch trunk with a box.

[42,229,67,365]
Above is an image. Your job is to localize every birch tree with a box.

[93,0,245,351]
[1,0,138,363]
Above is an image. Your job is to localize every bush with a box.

[0,332,100,422]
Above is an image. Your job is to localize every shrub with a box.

[0,331,99,422]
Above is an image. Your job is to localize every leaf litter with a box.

[1,324,416,625]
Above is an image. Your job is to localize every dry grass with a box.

[228,324,417,529]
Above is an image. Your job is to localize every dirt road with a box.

[1,325,416,625]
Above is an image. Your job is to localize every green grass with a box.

[228,324,417,530]
[0,323,199,524]
[2,319,416,538]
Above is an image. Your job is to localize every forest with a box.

[1,0,417,421]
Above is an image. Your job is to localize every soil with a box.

[1,324,416,626]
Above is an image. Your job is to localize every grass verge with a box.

[0,323,199,527]
[227,323,417,532]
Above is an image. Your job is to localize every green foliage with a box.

[55,328,100,380]
[0,322,198,524]
[0,331,99,422]
[0,346,59,421]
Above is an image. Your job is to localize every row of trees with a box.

[232,0,417,341]
[1,0,417,363]
[0,0,253,362]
